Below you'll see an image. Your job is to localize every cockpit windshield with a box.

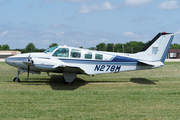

[44,46,58,54]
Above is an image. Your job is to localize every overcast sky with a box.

[0,0,180,49]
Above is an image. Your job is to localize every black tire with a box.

[63,76,68,84]
[13,77,20,82]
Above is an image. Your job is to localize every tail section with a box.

[131,32,174,63]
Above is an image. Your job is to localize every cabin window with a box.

[95,54,103,60]
[71,49,81,58]
[44,46,58,54]
[52,48,69,57]
[84,52,92,59]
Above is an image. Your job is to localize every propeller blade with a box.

[27,54,33,80]
[28,54,31,61]
[27,66,30,80]
[23,54,32,66]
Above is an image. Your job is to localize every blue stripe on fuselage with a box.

[111,56,138,62]
[59,56,139,65]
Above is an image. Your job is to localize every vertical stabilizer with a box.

[131,32,174,63]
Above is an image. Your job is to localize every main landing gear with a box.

[63,72,77,84]
[63,76,73,84]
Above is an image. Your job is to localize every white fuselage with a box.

[5,46,153,75]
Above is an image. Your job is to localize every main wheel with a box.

[13,77,20,82]
[63,76,68,84]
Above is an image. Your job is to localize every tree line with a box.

[0,44,10,50]
[0,43,58,53]
[90,41,148,53]
[91,42,180,53]
[0,42,180,53]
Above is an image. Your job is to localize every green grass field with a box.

[1,62,180,119]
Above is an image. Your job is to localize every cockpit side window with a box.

[44,46,58,54]
[84,52,92,59]
[95,54,103,60]
[71,49,81,58]
[52,48,69,57]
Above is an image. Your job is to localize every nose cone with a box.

[5,56,14,66]
[5,56,10,63]
[5,54,30,67]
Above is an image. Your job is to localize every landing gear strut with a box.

[13,67,20,82]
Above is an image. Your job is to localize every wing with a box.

[53,65,86,74]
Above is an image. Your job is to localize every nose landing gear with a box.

[13,77,20,82]
[13,67,20,82]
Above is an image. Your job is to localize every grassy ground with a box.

[0,62,180,119]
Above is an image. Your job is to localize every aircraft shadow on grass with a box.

[20,75,157,90]
[20,75,87,90]
[20,75,127,90]
[130,78,157,85]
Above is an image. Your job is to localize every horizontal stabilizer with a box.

[138,60,163,67]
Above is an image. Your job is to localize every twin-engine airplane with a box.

[5,32,174,84]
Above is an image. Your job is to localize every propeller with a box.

[22,51,34,80]
[27,54,30,80]
[27,54,33,80]
[27,66,30,80]
[27,45,33,80]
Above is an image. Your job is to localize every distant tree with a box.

[15,49,26,53]
[88,47,96,50]
[0,44,10,50]
[35,48,46,52]
[113,41,148,53]
[114,43,123,53]
[96,43,106,51]
[170,43,180,49]
[49,43,58,48]
[107,43,114,52]
[125,41,146,53]
[79,46,83,49]
[25,43,36,52]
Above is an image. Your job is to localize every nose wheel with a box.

[13,77,20,82]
